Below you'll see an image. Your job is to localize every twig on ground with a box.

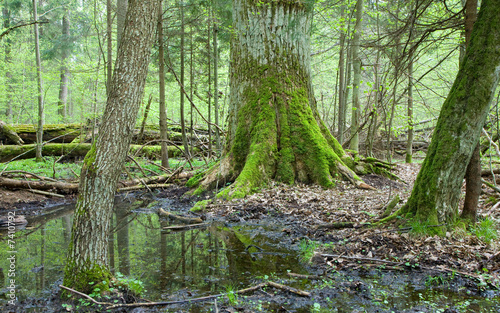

[28,189,65,198]
[60,280,310,311]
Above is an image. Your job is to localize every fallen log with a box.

[5,123,83,144]
[0,143,190,163]
[0,171,193,194]
[0,176,79,193]
[0,120,24,145]
[1,123,214,146]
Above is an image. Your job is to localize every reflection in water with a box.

[0,199,305,303]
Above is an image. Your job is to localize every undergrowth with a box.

[472,217,498,244]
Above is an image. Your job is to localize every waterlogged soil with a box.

[0,163,499,312]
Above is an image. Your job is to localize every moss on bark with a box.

[400,0,500,231]
[190,0,370,200]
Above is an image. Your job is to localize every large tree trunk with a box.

[400,0,500,230]
[192,0,367,199]
[63,0,159,294]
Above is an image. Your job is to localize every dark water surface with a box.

[1,195,499,312]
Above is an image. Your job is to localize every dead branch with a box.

[158,208,203,224]
[315,222,355,231]
[60,280,310,311]
[117,183,173,192]
[162,223,208,231]
[28,189,65,198]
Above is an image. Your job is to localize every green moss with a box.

[190,199,210,212]
[186,172,205,188]
[63,262,111,295]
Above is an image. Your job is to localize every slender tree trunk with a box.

[190,24,194,156]
[58,7,70,119]
[461,0,479,222]
[3,6,13,121]
[63,0,159,294]
[158,0,169,168]
[401,0,500,230]
[405,52,414,163]
[192,0,369,199]
[33,0,44,161]
[337,5,346,144]
[207,17,212,159]
[213,22,221,153]
[350,0,363,152]
[179,1,190,160]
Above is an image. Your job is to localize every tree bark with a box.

[349,0,363,152]
[63,0,159,294]
[32,0,44,161]
[116,0,128,47]
[106,0,113,95]
[405,51,414,163]
[461,0,479,223]
[192,0,368,199]
[3,5,13,121]
[57,7,70,119]
[401,0,500,230]
[179,1,190,160]
[213,22,221,153]
[337,5,346,144]
[158,0,170,168]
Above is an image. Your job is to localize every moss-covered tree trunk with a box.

[193,0,368,199]
[63,0,159,293]
[400,0,500,228]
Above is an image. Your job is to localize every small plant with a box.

[408,219,434,237]
[299,239,319,262]
[225,284,238,306]
[425,275,446,287]
[311,302,321,312]
[114,272,146,297]
[472,217,498,244]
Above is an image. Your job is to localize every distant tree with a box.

[63,0,160,293]
[32,0,44,161]
[57,5,70,119]
[349,0,363,152]
[398,0,500,231]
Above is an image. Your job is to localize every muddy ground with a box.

[1,163,499,312]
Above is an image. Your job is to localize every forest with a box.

[0,0,499,312]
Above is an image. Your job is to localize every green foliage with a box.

[472,217,498,244]
[225,284,238,306]
[114,272,146,297]
[1,156,81,180]
[299,239,319,262]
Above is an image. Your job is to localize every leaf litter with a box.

[204,163,500,292]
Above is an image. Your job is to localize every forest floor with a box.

[1,163,500,312]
